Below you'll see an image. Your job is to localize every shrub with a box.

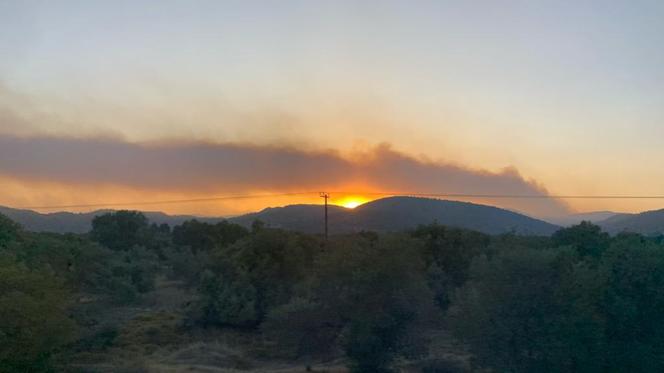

[189,270,259,327]
[0,255,76,371]
[116,312,183,352]
[262,297,340,359]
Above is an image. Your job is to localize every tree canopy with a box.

[3,213,664,372]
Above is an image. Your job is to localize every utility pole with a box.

[319,192,329,239]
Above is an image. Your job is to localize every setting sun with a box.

[342,200,362,209]
[336,196,371,209]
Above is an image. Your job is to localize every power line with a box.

[16,191,664,210]
[330,192,664,199]
[20,192,319,210]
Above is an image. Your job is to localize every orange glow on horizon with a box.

[0,174,659,217]
[333,195,373,209]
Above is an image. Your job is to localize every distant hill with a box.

[599,209,664,235]
[0,197,561,235]
[0,206,224,234]
[229,204,350,233]
[230,196,560,235]
[548,211,619,227]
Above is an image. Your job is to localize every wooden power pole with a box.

[319,192,329,239]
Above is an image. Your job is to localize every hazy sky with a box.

[1,0,663,216]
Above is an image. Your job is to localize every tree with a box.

[207,228,320,321]
[12,231,153,304]
[90,211,150,251]
[0,214,21,249]
[600,237,664,371]
[261,234,432,371]
[187,226,318,328]
[315,234,433,372]
[412,224,489,309]
[448,247,606,372]
[552,222,610,258]
[172,219,248,253]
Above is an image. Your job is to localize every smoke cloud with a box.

[0,135,569,217]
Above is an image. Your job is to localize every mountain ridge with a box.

[0,205,224,234]
[10,197,663,236]
[547,211,619,226]
[1,197,558,235]
[598,208,664,235]
[229,196,559,235]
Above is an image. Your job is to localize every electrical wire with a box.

[17,191,664,210]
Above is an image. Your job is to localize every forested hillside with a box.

[2,212,664,372]
[230,197,559,235]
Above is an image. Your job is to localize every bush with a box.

[166,246,209,286]
[189,270,259,327]
[262,297,340,359]
[0,255,76,371]
[116,312,183,352]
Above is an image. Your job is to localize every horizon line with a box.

[8,191,664,211]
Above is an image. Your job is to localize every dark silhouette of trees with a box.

[552,221,610,258]
[90,210,150,251]
[4,212,664,373]
[412,224,490,309]
[0,253,75,371]
[448,247,605,372]
[172,219,248,253]
[0,214,21,248]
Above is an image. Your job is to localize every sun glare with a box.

[342,200,362,209]
[337,196,370,209]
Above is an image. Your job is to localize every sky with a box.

[1,0,663,218]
